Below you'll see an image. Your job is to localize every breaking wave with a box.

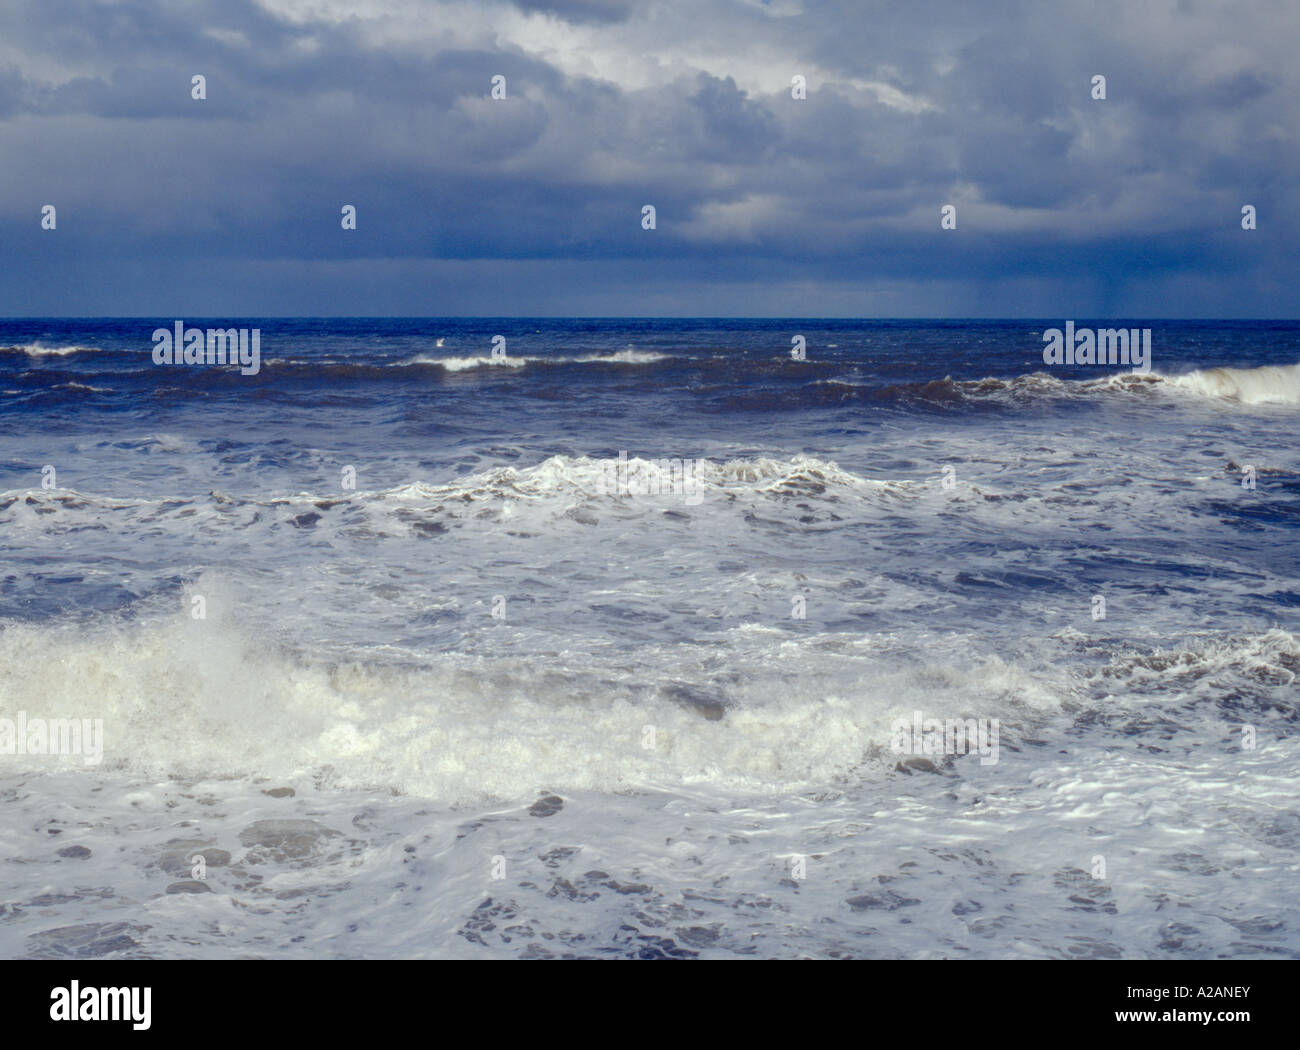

[0,343,101,357]
[1162,362,1300,405]
[0,592,1055,800]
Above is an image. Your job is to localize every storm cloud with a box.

[0,0,1294,315]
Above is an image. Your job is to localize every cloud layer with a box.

[0,0,1295,315]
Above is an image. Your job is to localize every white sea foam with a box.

[2,620,1296,959]
[818,363,1300,408]
[2,342,97,357]
[1162,361,1300,405]
[428,354,529,371]
[0,453,886,517]
[404,350,670,371]
[574,349,669,364]
[0,589,1060,800]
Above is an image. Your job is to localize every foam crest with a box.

[1,453,882,517]
[1096,628,1300,694]
[405,350,670,371]
[0,343,99,357]
[1164,362,1300,405]
[574,349,670,364]
[421,355,529,371]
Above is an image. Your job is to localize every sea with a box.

[1,317,1298,959]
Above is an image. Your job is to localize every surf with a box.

[1163,361,1300,405]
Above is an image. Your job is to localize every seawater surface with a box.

[1,318,1298,958]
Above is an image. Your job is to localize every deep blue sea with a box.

[2,318,1299,958]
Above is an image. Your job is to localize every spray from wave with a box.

[0,574,1062,800]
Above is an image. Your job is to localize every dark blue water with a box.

[4,317,1300,630]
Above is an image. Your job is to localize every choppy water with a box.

[2,318,1298,958]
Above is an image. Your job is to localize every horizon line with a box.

[3,316,1298,323]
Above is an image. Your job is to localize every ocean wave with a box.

[1034,362,1300,407]
[0,453,891,524]
[0,347,678,384]
[575,349,672,365]
[402,354,526,370]
[50,381,114,393]
[1095,628,1300,694]
[6,593,1289,802]
[405,349,671,370]
[6,340,1299,413]
[723,372,1075,411]
[795,363,1300,410]
[0,584,1053,800]
[0,343,100,357]
[1161,362,1300,405]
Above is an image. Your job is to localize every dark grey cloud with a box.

[0,0,1295,316]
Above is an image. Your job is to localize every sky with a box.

[0,0,1295,317]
